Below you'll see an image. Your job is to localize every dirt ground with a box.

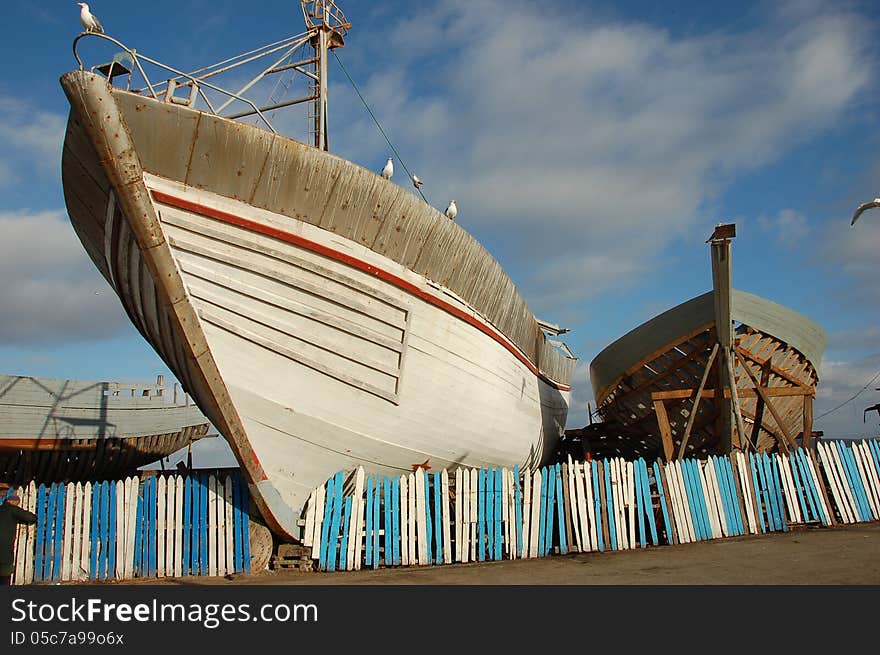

[157,521,880,585]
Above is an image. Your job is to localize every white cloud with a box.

[759,208,810,247]
[0,96,66,187]
[0,209,131,343]
[815,352,880,439]
[328,0,873,311]
[820,215,880,305]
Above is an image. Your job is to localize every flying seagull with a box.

[78,3,104,34]
[851,198,880,226]
[381,157,393,180]
[412,174,423,190]
[445,200,457,221]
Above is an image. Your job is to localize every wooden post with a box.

[653,400,675,462]
[750,360,771,448]
[709,223,735,454]
[803,394,814,448]
[725,354,749,453]
[678,343,720,459]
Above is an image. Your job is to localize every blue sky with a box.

[1,0,878,467]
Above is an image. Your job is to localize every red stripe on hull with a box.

[151,189,571,392]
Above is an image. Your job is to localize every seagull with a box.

[412,174,423,190]
[78,3,104,34]
[381,157,393,180]
[445,200,457,221]
[851,198,880,226]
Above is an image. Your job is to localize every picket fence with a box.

[5,472,252,585]
[301,438,880,571]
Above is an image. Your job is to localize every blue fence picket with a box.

[554,464,567,555]
[89,483,101,580]
[107,483,116,579]
[365,476,374,568]
[493,469,502,561]
[486,468,495,561]
[545,465,557,557]
[391,477,400,566]
[592,461,604,552]
[787,452,811,522]
[635,462,646,548]
[713,457,734,536]
[514,465,523,558]
[769,454,788,532]
[198,474,207,576]
[680,461,701,540]
[239,476,251,574]
[435,471,444,564]
[424,470,434,565]
[43,483,58,582]
[603,461,616,551]
[748,453,766,533]
[478,469,486,562]
[839,443,871,521]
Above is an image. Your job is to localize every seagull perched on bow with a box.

[381,157,393,180]
[78,3,104,34]
[851,198,880,226]
[412,174,423,189]
[445,200,457,221]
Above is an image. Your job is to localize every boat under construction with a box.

[0,374,211,484]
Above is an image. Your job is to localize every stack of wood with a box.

[271,543,313,572]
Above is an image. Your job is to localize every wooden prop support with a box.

[678,343,720,459]
[733,348,798,452]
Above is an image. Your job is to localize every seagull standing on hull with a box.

[851,198,880,226]
[78,3,104,34]
[381,157,394,180]
[445,200,457,221]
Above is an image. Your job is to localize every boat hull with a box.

[60,71,574,539]
[0,374,210,482]
[589,290,827,459]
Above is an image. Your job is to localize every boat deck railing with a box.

[72,30,317,134]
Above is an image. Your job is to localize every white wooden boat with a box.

[59,1,576,539]
[0,374,210,483]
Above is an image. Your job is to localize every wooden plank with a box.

[520,467,530,559]
[602,461,616,550]
[562,462,576,552]
[514,465,523,559]
[352,468,365,571]
[435,471,445,563]
[634,459,646,548]
[653,400,675,462]
[364,477,374,568]
[856,442,880,519]
[461,469,471,563]
[303,489,316,549]
[595,461,608,551]
[626,461,636,549]
[453,469,462,563]
[851,444,879,519]
[652,461,674,545]
[651,386,814,400]
[544,466,556,556]
[80,482,92,580]
[60,482,74,582]
[572,459,587,552]
[528,469,541,558]
[415,470,427,565]
[831,441,862,521]
[371,476,380,569]
[803,448,832,525]
[311,484,325,561]
[819,441,853,523]
[318,476,334,571]
[399,474,409,567]
[441,469,451,565]
[554,464,567,555]
[734,349,797,452]
[408,472,417,566]
[329,471,344,571]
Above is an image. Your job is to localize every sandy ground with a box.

[145,521,880,585]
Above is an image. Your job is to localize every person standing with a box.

[0,493,37,585]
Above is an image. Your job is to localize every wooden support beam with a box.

[733,349,797,453]
[653,399,675,462]
[734,345,812,390]
[677,343,719,460]
[725,350,749,453]
[651,386,814,401]
[803,394,814,448]
[750,360,771,448]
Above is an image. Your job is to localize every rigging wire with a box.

[331,50,430,206]
[814,367,880,420]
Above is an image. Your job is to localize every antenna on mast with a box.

[301,1,350,151]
